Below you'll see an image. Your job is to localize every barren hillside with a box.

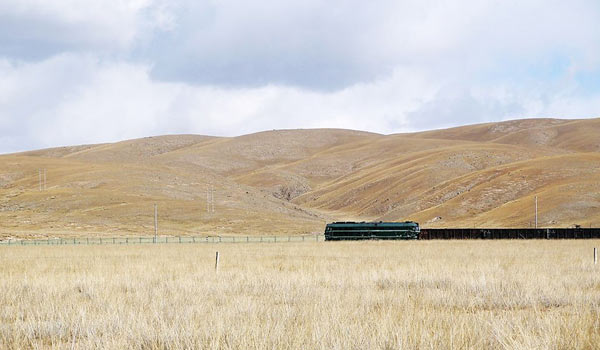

[1,118,599,238]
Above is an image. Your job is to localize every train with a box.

[324,221,600,240]
[324,221,420,240]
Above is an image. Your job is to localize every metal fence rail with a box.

[0,234,325,246]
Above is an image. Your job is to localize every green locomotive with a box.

[324,221,420,240]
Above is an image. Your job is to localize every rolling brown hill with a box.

[1,118,599,238]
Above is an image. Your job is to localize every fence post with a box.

[215,251,220,273]
[595,247,597,265]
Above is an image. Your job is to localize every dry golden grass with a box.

[1,240,600,349]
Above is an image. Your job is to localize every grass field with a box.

[1,240,599,349]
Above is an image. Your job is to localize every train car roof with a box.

[327,221,418,227]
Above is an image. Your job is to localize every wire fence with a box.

[0,234,325,246]
[5,228,599,246]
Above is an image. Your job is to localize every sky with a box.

[1,0,599,154]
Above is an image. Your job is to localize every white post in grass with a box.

[215,251,220,273]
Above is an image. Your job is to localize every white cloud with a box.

[2,52,598,154]
[140,0,600,89]
[0,0,165,58]
[0,55,437,152]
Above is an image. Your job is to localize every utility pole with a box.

[535,196,538,229]
[38,169,42,191]
[211,184,215,213]
[154,204,158,243]
[43,169,46,191]
[207,184,215,214]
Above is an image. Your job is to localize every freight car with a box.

[419,227,600,239]
[324,221,420,240]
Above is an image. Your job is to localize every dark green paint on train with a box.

[324,221,420,240]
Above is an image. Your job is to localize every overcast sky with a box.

[1,0,599,154]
